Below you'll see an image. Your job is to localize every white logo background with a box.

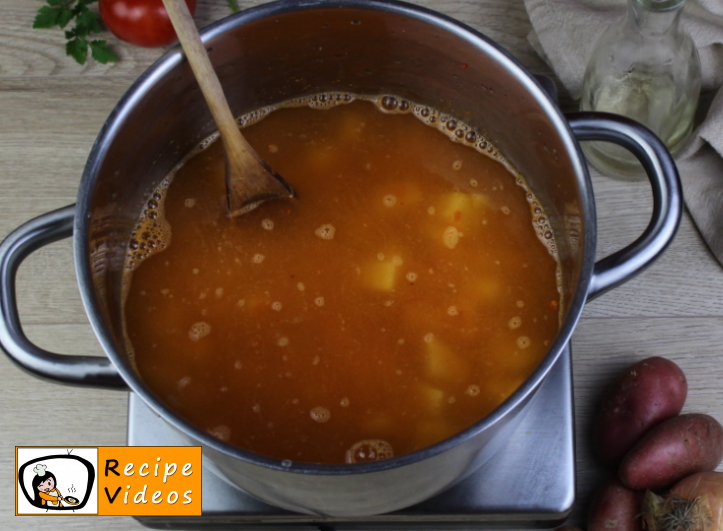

[17,448,98,515]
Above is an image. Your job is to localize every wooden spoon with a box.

[162,0,294,217]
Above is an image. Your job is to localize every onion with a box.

[643,472,723,531]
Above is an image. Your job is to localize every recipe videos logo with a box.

[16,446,202,516]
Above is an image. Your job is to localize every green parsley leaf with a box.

[228,0,240,14]
[89,40,118,64]
[66,37,88,65]
[74,8,100,37]
[33,6,61,29]
[58,7,74,28]
[33,0,116,65]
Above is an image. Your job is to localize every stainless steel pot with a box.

[0,0,681,517]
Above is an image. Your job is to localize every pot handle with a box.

[0,204,127,390]
[566,112,682,301]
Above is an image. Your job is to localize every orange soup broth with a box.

[123,97,561,465]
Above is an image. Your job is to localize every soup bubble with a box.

[508,316,522,329]
[310,407,331,423]
[189,322,211,341]
[262,218,275,230]
[466,385,480,397]
[383,195,397,207]
[517,336,531,349]
[208,425,231,441]
[443,226,460,249]
[345,439,394,463]
[315,224,336,240]
[381,96,398,111]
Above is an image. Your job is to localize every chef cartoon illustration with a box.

[17,449,96,514]
[31,463,67,508]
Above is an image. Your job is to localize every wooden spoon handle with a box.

[161,0,253,159]
[162,0,294,216]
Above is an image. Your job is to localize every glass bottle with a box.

[580,0,701,180]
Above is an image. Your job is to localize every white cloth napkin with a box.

[524,0,723,263]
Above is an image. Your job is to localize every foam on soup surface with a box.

[123,94,561,464]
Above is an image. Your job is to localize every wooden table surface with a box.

[2,0,722,529]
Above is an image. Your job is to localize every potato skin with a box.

[619,413,723,491]
[595,357,687,467]
[588,476,644,531]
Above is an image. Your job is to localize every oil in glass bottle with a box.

[580,0,701,180]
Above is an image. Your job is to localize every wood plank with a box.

[1,0,553,82]
[0,0,241,79]
[0,76,132,232]
[581,171,723,318]
[569,317,723,525]
[0,326,133,528]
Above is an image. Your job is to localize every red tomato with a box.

[99,0,197,48]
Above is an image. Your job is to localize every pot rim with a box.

[75,0,595,475]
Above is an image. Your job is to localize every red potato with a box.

[619,413,723,491]
[595,357,687,467]
[588,476,644,531]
